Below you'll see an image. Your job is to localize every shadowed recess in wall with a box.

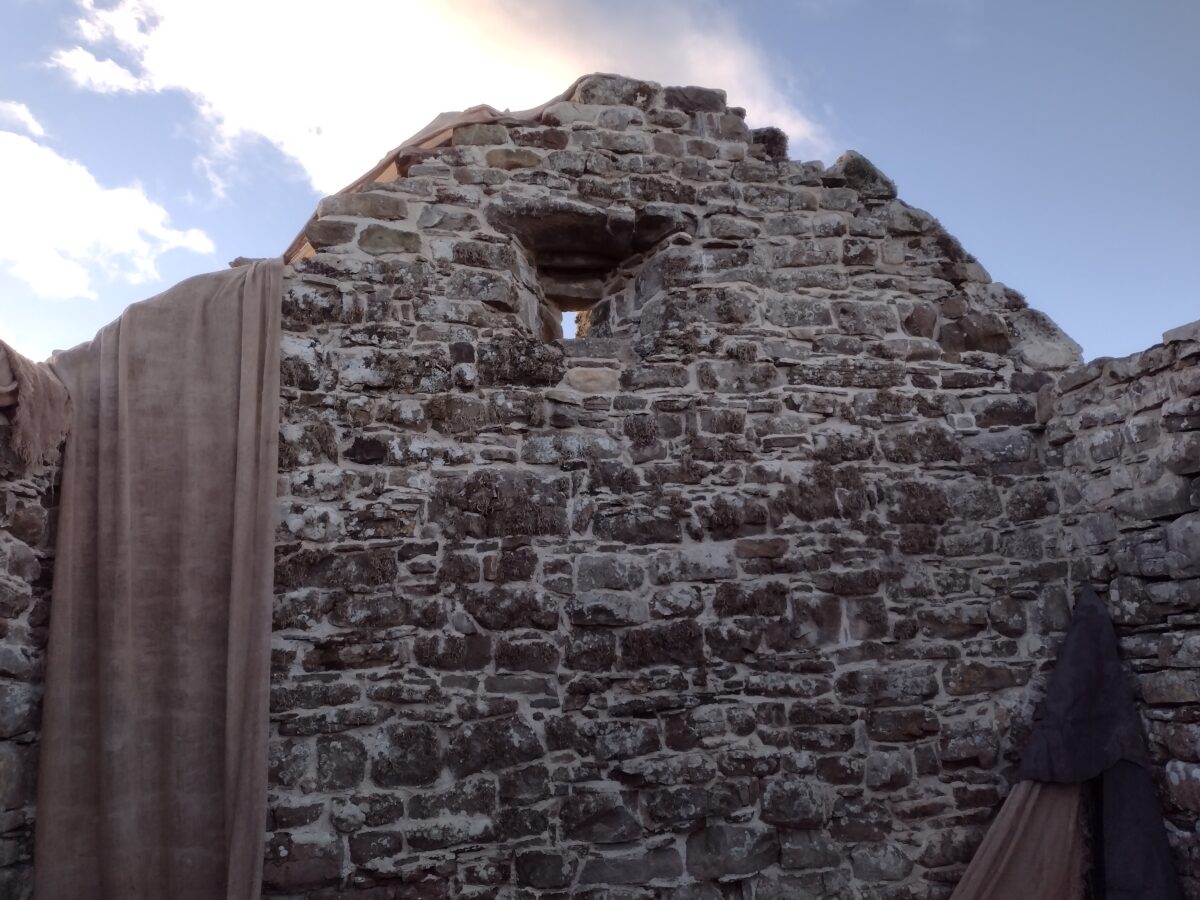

[487,193,697,340]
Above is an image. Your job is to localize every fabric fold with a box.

[0,341,71,470]
[33,258,282,900]
[949,780,1087,900]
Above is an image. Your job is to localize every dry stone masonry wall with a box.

[0,427,56,899]
[1047,322,1200,890]
[268,74,1087,899]
[1,73,1197,899]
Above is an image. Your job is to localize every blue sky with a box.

[0,0,1195,362]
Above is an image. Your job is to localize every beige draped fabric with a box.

[949,780,1087,900]
[29,259,282,900]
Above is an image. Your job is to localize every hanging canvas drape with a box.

[1,259,282,900]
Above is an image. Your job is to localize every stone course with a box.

[0,73,1197,898]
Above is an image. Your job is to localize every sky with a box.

[0,0,1196,362]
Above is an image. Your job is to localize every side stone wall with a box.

[1047,322,1200,893]
[265,74,1085,899]
[0,425,58,900]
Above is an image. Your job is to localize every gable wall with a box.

[265,74,1088,899]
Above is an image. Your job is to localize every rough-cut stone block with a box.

[304,218,357,249]
[0,743,34,810]
[664,85,726,112]
[262,835,343,892]
[448,716,543,776]
[0,681,37,739]
[370,723,441,787]
[317,192,409,220]
[434,470,570,539]
[829,150,897,200]
[516,849,578,888]
[573,74,658,108]
[864,751,913,790]
[275,548,398,592]
[316,734,366,790]
[357,224,421,255]
[578,847,683,885]
[576,555,645,591]
[563,366,619,393]
[268,739,310,788]
[780,829,842,870]
[942,661,1031,696]
[463,586,559,630]
[761,779,833,828]
[1167,513,1200,577]
[477,337,566,387]
[409,778,496,819]
[850,842,914,882]
[1163,319,1200,344]
[686,824,780,880]
[1141,671,1200,705]
[835,666,939,707]
[561,791,642,842]
[452,122,510,145]
[567,591,649,627]
[620,620,704,668]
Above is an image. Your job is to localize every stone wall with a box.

[265,74,1087,899]
[0,425,58,900]
[1,72,1195,899]
[1047,321,1200,893]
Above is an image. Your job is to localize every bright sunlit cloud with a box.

[53,0,835,195]
[0,130,213,300]
[51,46,148,94]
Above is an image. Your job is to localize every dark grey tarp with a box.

[1018,586,1150,780]
[1019,586,1182,900]
[952,586,1183,900]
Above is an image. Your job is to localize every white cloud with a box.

[0,131,213,300]
[53,0,836,195]
[51,46,147,93]
[0,101,46,138]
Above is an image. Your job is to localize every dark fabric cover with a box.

[1018,586,1182,900]
[1100,761,1183,900]
[1019,586,1149,782]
